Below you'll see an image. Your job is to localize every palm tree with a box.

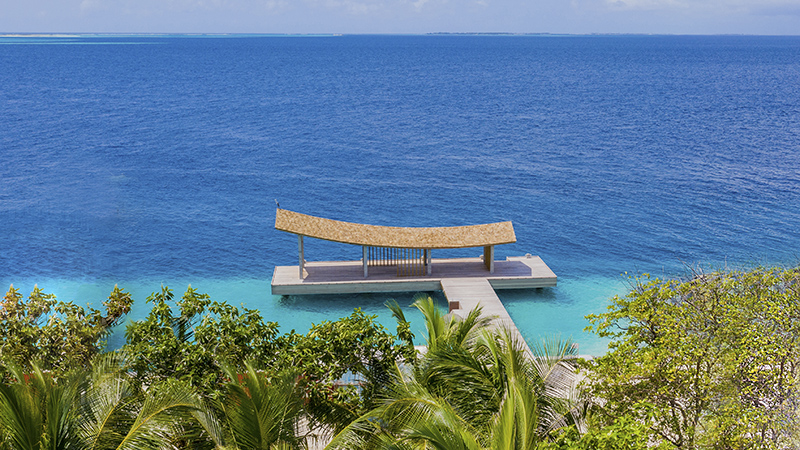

[325,295,584,449]
[217,362,308,450]
[76,354,223,450]
[0,362,81,450]
[409,295,491,354]
[0,355,222,450]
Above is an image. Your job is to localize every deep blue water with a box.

[2,35,800,354]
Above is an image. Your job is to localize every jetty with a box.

[270,209,557,338]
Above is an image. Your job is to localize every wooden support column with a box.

[363,246,369,278]
[298,235,305,279]
[425,249,432,275]
[484,245,494,273]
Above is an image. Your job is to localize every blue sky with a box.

[2,0,800,34]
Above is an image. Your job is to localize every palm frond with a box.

[411,295,446,352]
[447,306,492,349]
[0,370,44,450]
[385,300,407,324]
[116,378,206,450]
[43,368,84,450]
[77,365,135,450]
[526,336,587,435]
[0,361,87,450]
[220,361,306,450]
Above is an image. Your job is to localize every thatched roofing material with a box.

[275,209,516,249]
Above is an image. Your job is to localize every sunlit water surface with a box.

[2,35,800,355]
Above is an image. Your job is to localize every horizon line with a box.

[3,32,800,38]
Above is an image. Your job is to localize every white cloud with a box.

[412,0,429,12]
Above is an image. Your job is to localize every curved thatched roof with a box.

[275,209,516,249]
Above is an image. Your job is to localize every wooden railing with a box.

[366,246,429,277]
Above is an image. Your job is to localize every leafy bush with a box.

[585,268,800,449]
[0,284,132,374]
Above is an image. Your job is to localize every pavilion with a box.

[274,208,517,279]
[271,209,558,352]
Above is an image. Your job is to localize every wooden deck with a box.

[441,278,529,349]
[271,255,556,295]
[272,254,556,356]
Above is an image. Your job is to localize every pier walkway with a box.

[272,254,556,353]
[441,277,520,335]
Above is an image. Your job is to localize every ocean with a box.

[2,34,799,354]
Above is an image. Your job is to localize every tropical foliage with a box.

[0,354,220,450]
[123,285,285,392]
[326,295,585,449]
[3,266,798,449]
[121,285,410,433]
[217,362,307,450]
[540,415,649,450]
[289,304,414,433]
[585,267,800,449]
[0,284,132,375]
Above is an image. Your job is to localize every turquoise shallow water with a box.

[1,275,625,355]
[1,277,453,350]
[2,35,800,355]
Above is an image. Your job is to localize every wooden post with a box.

[425,249,432,275]
[298,235,305,279]
[363,246,368,278]
[484,245,494,273]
